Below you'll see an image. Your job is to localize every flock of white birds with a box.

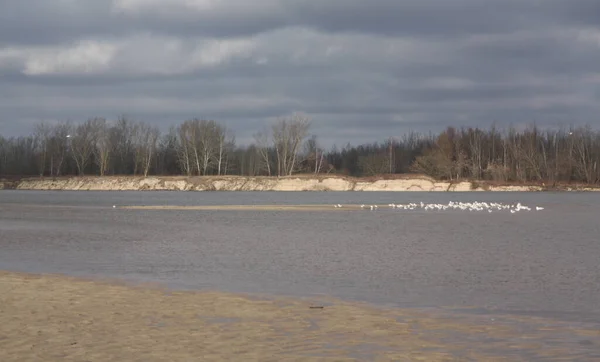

[333,201,544,213]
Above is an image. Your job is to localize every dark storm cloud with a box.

[1,0,597,43]
[0,0,598,146]
[0,1,117,46]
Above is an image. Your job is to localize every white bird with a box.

[113,205,116,208]
[378,200,538,214]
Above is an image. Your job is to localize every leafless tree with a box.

[573,126,597,184]
[271,112,311,176]
[175,121,193,176]
[198,120,220,175]
[107,116,133,175]
[358,152,390,176]
[304,135,325,174]
[216,129,235,175]
[33,122,52,176]
[132,121,160,176]
[47,122,71,176]
[173,119,226,175]
[70,118,101,175]
[5,117,600,185]
[92,118,112,176]
[142,126,160,177]
[467,128,484,179]
[156,127,180,175]
[253,130,272,176]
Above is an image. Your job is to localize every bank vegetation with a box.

[1,113,599,186]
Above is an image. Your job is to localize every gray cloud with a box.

[0,0,598,146]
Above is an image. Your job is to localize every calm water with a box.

[1,190,599,324]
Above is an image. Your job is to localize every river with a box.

[1,190,600,354]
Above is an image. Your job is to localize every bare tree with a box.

[177,119,203,175]
[271,112,311,176]
[47,122,71,176]
[0,136,7,175]
[92,119,112,176]
[198,120,220,175]
[573,126,597,184]
[175,119,210,175]
[112,116,136,175]
[132,121,160,176]
[304,135,325,174]
[216,128,235,175]
[156,127,180,175]
[253,130,272,176]
[358,152,390,176]
[70,118,101,175]
[522,126,544,181]
[467,128,484,179]
[141,125,160,177]
[175,122,193,176]
[5,117,600,184]
[33,122,52,176]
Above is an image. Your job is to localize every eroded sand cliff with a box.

[0,175,565,192]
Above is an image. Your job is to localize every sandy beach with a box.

[1,271,599,361]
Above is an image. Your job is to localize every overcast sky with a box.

[1,0,599,146]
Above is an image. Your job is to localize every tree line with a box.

[1,114,599,184]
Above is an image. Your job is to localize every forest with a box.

[1,113,599,185]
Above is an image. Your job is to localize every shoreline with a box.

[2,270,599,361]
[2,175,599,192]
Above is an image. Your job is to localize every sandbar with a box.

[1,271,598,361]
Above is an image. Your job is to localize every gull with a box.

[386,201,537,213]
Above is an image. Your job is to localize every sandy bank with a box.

[3,175,587,192]
[2,271,597,361]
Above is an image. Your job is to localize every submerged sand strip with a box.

[1,271,598,361]
[120,204,370,211]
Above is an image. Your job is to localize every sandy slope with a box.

[5,175,561,192]
[1,272,598,361]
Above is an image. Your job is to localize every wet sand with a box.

[1,271,599,361]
